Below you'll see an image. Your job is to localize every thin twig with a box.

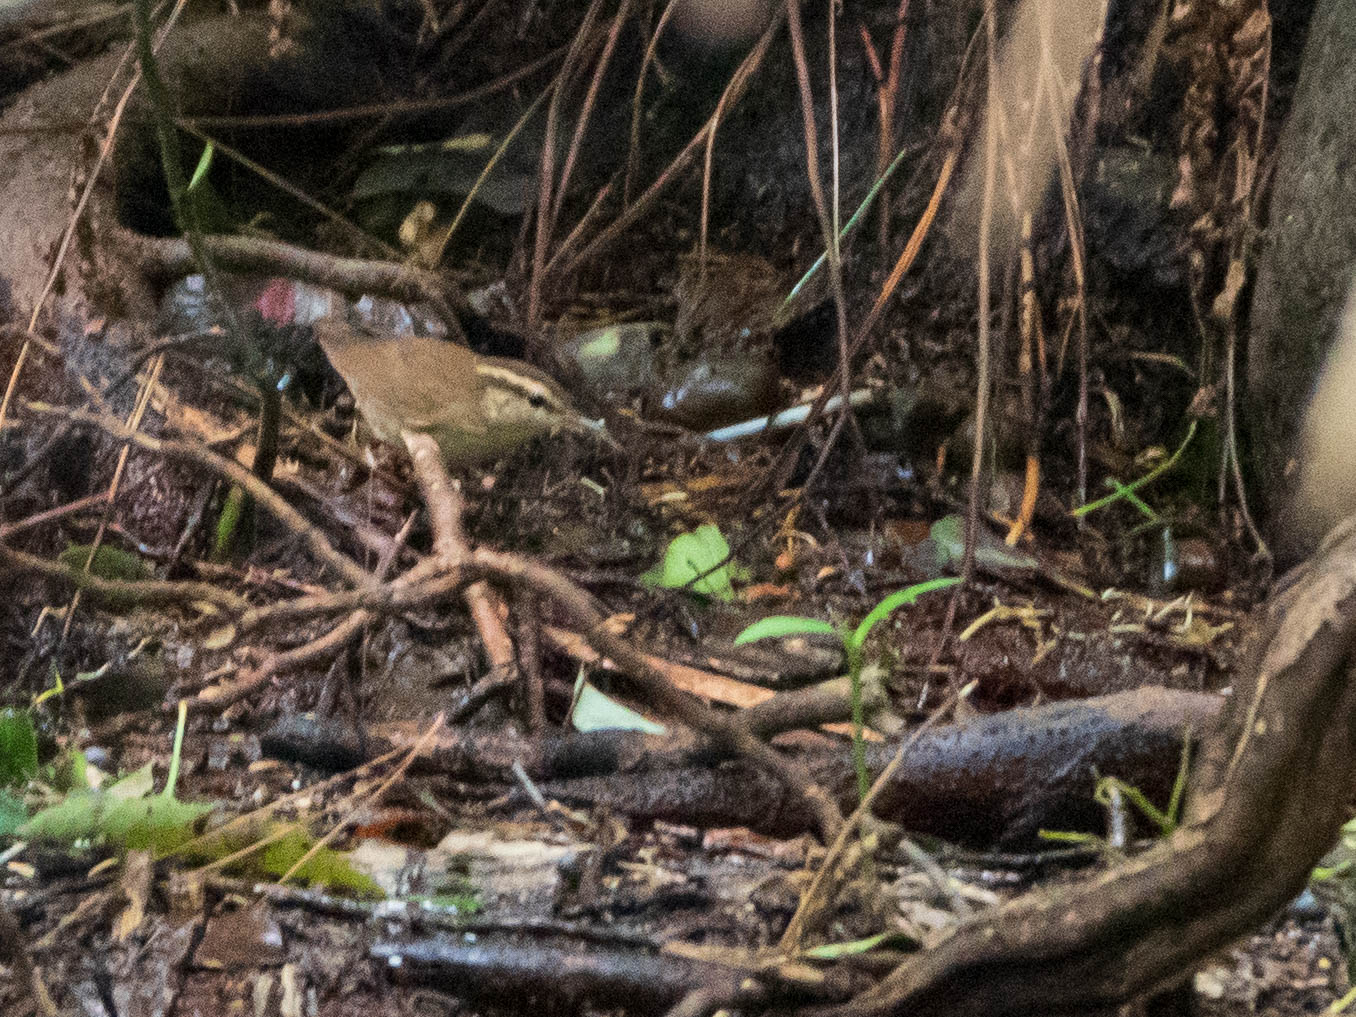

[126,233,470,341]
[0,542,249,612]
[563,9,783,278]
[623,0,682,206]
[278,715,447,885]
[0,492,110,539]
[402,432,517,679]
[0,2,176,458]
[21,401,370,587]
[58,353,167,642]
[960,0,999,606]
[528,0,606,326]
[181,46,568,130]
[777,685,969,950]
[474,547,845,841]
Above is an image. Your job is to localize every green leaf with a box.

[850,577,961,649]
[641,524,740,601]
[928,514,1037,576]
[0,790,28,836]
[19,779,213,852]
[51,747,90,793]
[213,484,248,561]
[1313,860,1352,882]
[58,544,151,583]
[802,930,914,959]
[569,676,667,734]
[258,829,383,896]
[1094,776,1175,837]
[32,666,65,707]
[423,891,483,914]
[1037,829,1103,845]
[19,758,212,853]
[0,708,39,787]
[100,795,213,852]
[733,615,841,646]
[108,762,155,800]
[187,141,215,192]
[20,790,105,842]
[1072,418,1197,518]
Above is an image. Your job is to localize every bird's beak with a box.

[566,414,620,452]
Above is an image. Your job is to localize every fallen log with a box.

[822,518,1356,1016]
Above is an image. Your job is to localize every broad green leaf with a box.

[570,676,667,735]
[19,784,212,852]
[0,790,27,836]
[58,544,150,582]
[733,615,840,646]
[108,762,155,800]
[20,790,104,842]
[100,795,213,852]
[0,708,38,787]
[259,828,383,896]
[929,514,1037,575]
[187,142,215,192]
[641,524,740,601]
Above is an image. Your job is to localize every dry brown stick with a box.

[956,0,999,623]
[195,548,448,710]
[879,0,913,248]
[169,743,409,860]
[785,0,855,438]
[472,547,845,841]
[59,352,166,643]
[466,586,517,679]
[777,684,966,952]
[741,135,959,512]
[278,714,447,886]
[0,492,110,539]
[0,8,151,441]
[527,0,605,328]
[0,542,249,613]
[549,0,631,238]
[195,613,369,710]
[622,0,682,206]
[1006,211,1040,546]
[547,622,889,739]
[21,401,370,588]
[402,432,517,679]
[557,8,782,280]
[237,562,463,630]
[518,598,547,731]
[697,2,769,262]
[123,233,469,340]
[176,120,397,260]
[180,45,567,130]
[229,431,843,839]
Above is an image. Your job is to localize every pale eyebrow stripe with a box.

[474,364,563,402]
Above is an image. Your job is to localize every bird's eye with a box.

[528,393,548,409]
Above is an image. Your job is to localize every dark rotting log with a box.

[823,517,1356,1017]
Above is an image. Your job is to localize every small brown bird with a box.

[314,317,601,467]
